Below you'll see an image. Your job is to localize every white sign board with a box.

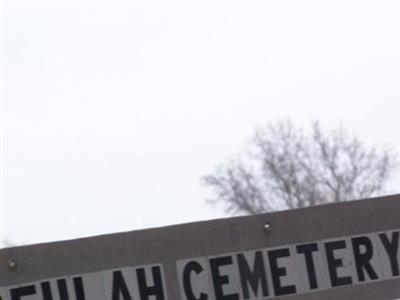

[1,195,400,300]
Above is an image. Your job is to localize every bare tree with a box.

[203,121,397,215]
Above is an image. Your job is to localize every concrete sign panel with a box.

[1,195,400,300]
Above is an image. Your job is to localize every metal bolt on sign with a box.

[263,223,272,233]
[7,259,17,271]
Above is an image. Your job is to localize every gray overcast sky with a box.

[1,0,400,247]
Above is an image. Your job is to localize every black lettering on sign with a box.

[112,271,133,300]
[182,261,208,300]
[296,243,319,290]
[209,256,239,300]
[325,240,353,287]
[10,286,36,300]
[237,251,269,299]
[379,231,400,277]
[351,236,379,282]
[73,278,85,300]
[57,279,69,300]
[268,248,296,296]
[40,282,53,300]
[136,266,165,300]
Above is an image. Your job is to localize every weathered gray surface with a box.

[1,194,400,299]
